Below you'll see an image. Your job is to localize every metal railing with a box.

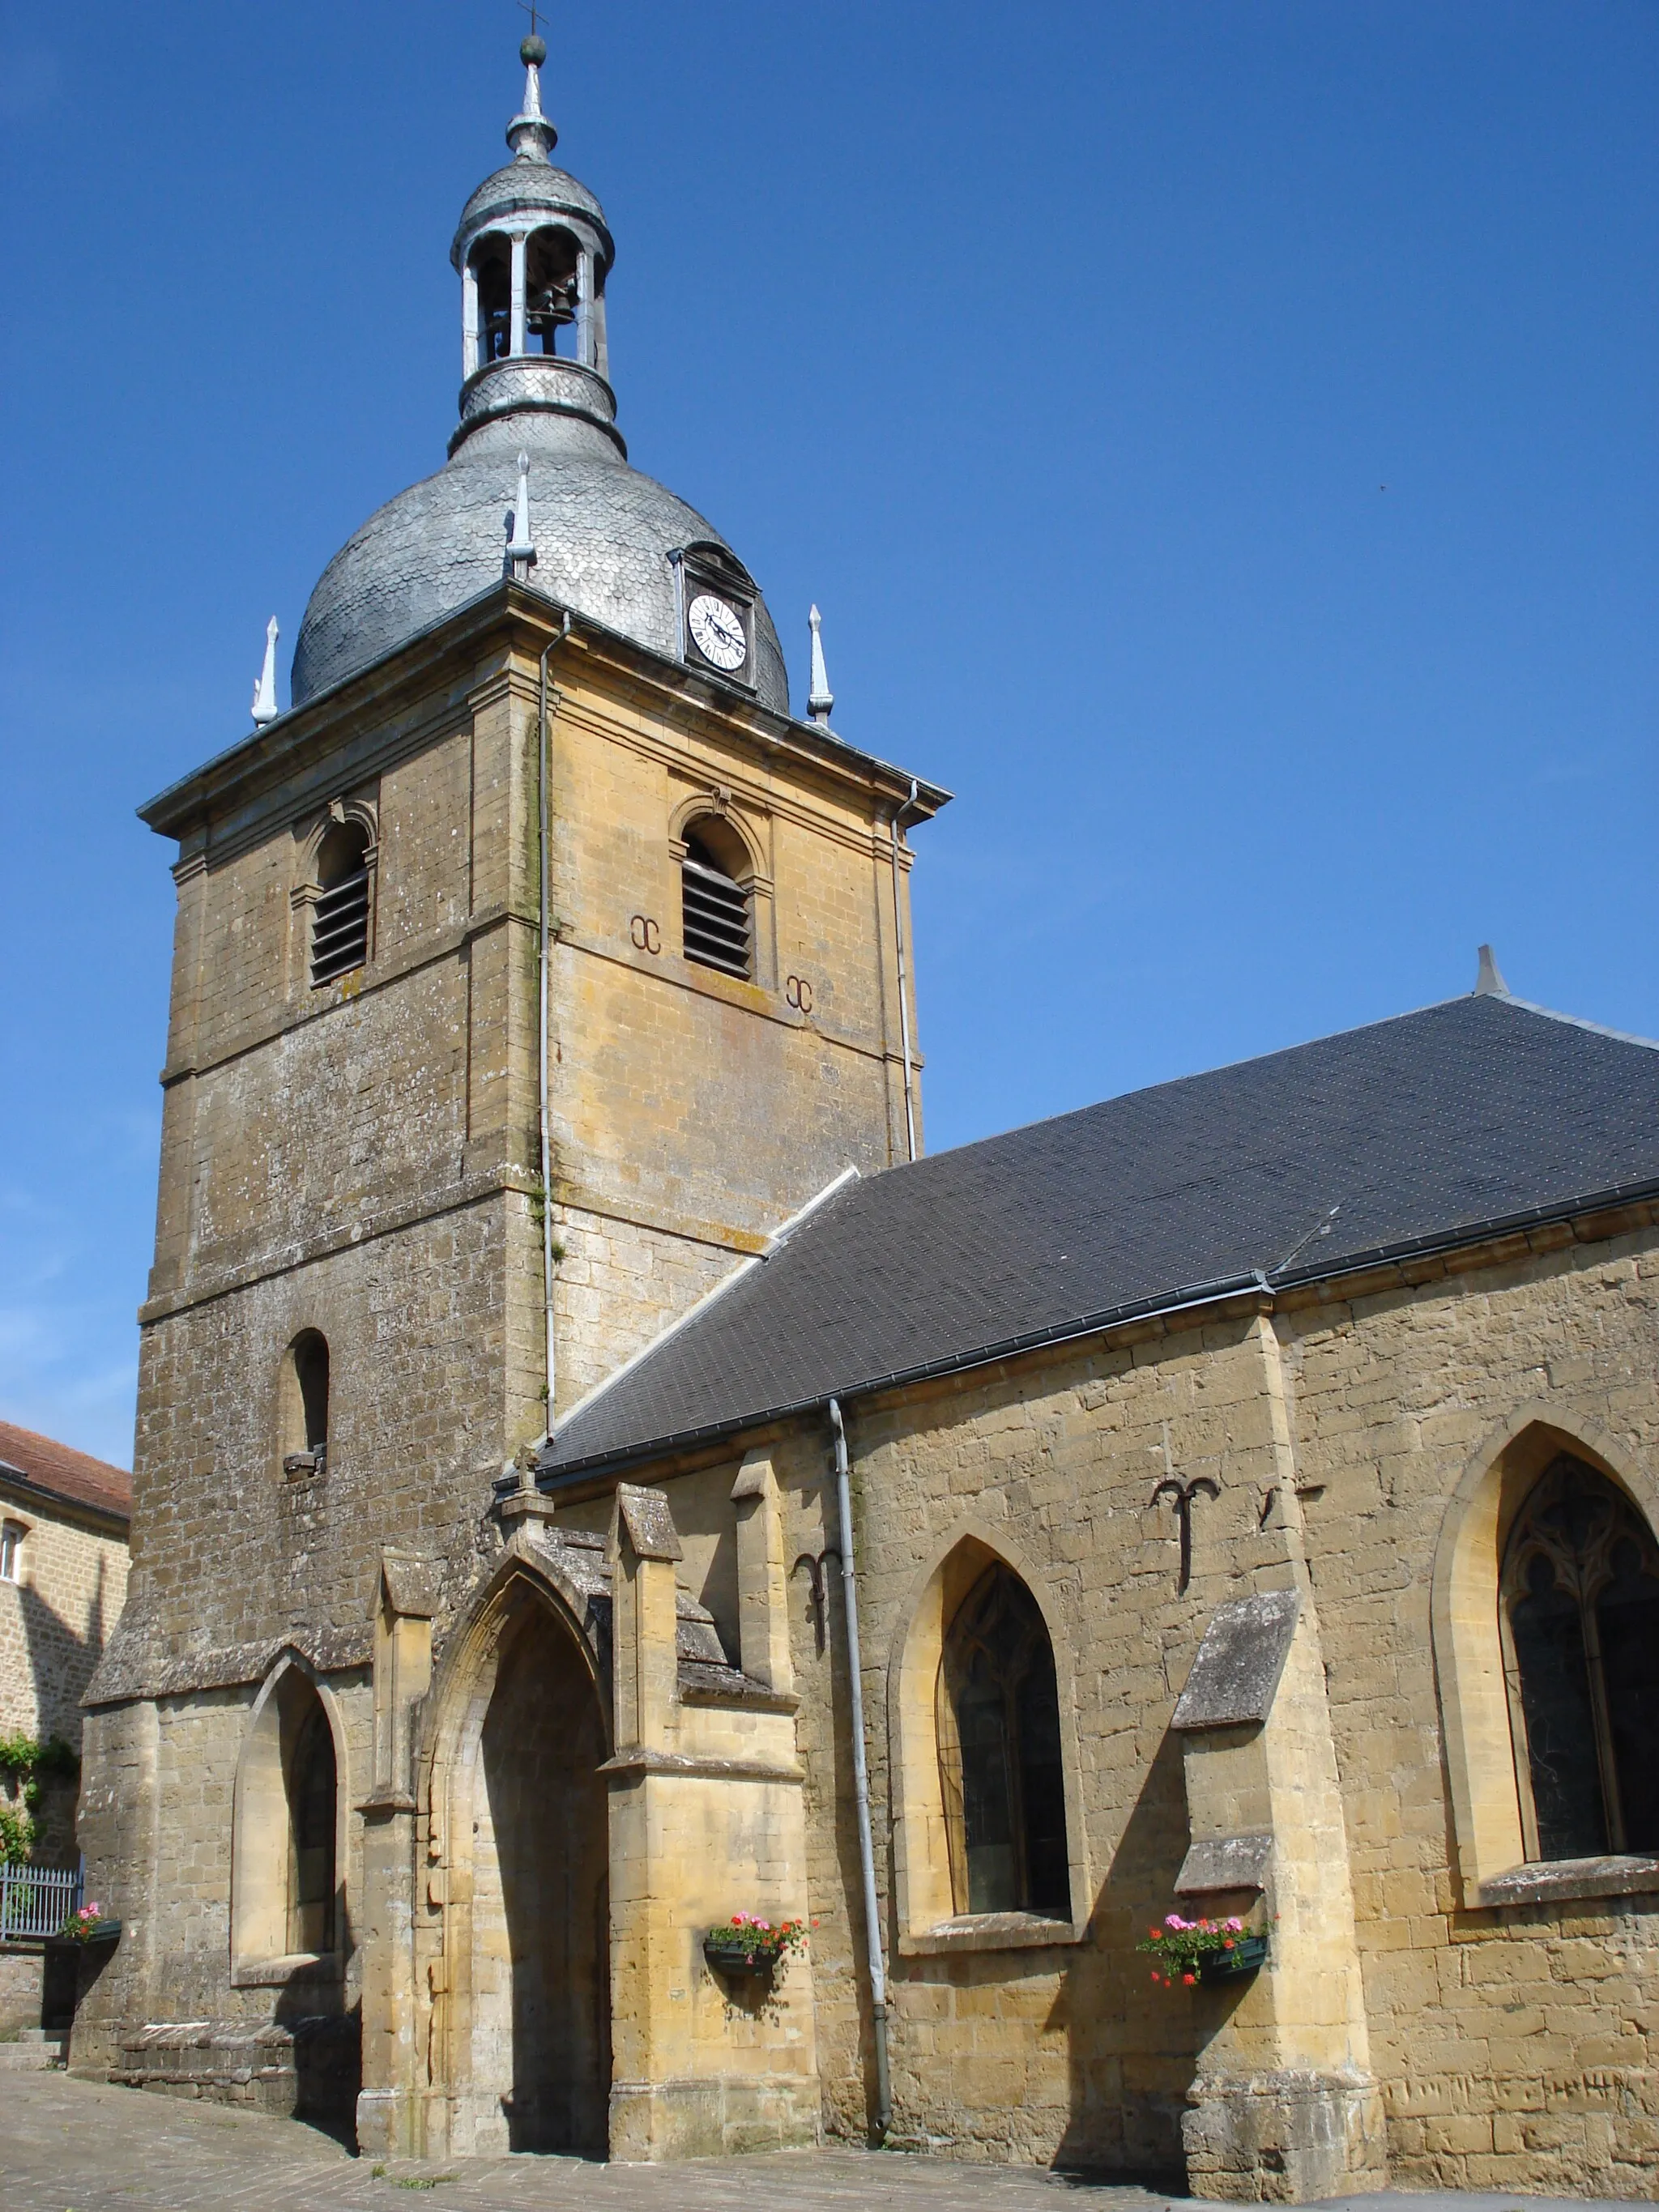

[0,1860,83,1940]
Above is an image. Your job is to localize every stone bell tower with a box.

[74,33,945,2138]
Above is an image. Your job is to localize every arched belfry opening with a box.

[437,1573,611,2157]
[524,227,580,355]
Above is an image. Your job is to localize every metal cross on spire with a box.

[517,1,547,45]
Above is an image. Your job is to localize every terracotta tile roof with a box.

[0,1420,131,1527]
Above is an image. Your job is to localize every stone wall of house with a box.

[0,1487,128,1750]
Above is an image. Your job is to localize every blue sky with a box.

[2,2,1655,1466]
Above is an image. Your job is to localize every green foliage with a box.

[0,1733,78,1781]
[0,1800,36,1862]
[0,1736,76,1863]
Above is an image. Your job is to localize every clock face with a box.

[688,592,748,673]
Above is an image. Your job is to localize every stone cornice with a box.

[139,584,949,850]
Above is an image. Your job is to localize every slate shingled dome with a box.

[544,991,1659,1474]
[291,427,790,713]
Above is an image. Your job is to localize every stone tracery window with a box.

[937,1562,1068,1916]
[1501,1454,1659,1861]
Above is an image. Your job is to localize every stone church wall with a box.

[701,1208,1659,2195]
[1283,1223,1659,2196]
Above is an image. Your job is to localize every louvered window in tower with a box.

[681,829,752,980]
[310,823,372,987]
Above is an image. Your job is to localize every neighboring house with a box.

[0,1421,130,2034]
[0,1420,131,1753]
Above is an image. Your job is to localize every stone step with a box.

[0,2035,67,2069]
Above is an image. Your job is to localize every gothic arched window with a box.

[1501,1455,1659,1862]
[286,1693,337,1955]
[937,1563,1068,1916]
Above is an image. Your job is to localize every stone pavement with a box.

[0,2074,1642,2212]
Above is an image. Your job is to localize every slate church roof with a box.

[542,991,1659,1479]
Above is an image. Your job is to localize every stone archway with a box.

[476,1596,609,2152]
[424,1554,612,2159]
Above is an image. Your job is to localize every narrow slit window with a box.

[281,1330,330,1477]
[0,1521,23,1583]
[310,823,371,987]
[681,829,752,980]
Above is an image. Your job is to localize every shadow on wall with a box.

[15,1550,111,1750]
[886,1724,1252,2180]
[1054,1727,1232,2178]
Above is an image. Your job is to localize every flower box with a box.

[702,1912,812,1984]
[702,1936,776,1981]
[1139,1912,1269,1988]
[1199,1932,1269,1981]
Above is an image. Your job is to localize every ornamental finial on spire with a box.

[807,604,834,726]
[509,9,557,162]
[251,616,279,727]
[505,451,538,580]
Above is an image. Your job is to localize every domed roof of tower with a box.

[291,40,788,716]
[455,160,608,242]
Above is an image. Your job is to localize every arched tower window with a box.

[937,1562,1068,1916]
[1501,1454,1659,1861]
[281,1330,330,1477]
[680,820,753,981]
[287,1694,337,1954]
[310,822,371,987]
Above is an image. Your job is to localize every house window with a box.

[309,821,372,987]
[1501,1454,1659,1860]
[680,822,752,980]
[0,1521,23,1583]
[281,1330,330,1477]
[937,1562,1068,1915]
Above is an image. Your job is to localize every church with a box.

[75,38,1659,2203]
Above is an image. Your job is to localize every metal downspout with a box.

[829,1394,891,2141]
[538,615,570,1424]
[889,780,920,1162]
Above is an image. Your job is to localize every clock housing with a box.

[673,542,757,688]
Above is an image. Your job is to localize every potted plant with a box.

[1138,1912,1269,1988]
[57,1901,121,1945]
[702,1912,812,1984]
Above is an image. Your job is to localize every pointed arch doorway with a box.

[441,1575,611,2155]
